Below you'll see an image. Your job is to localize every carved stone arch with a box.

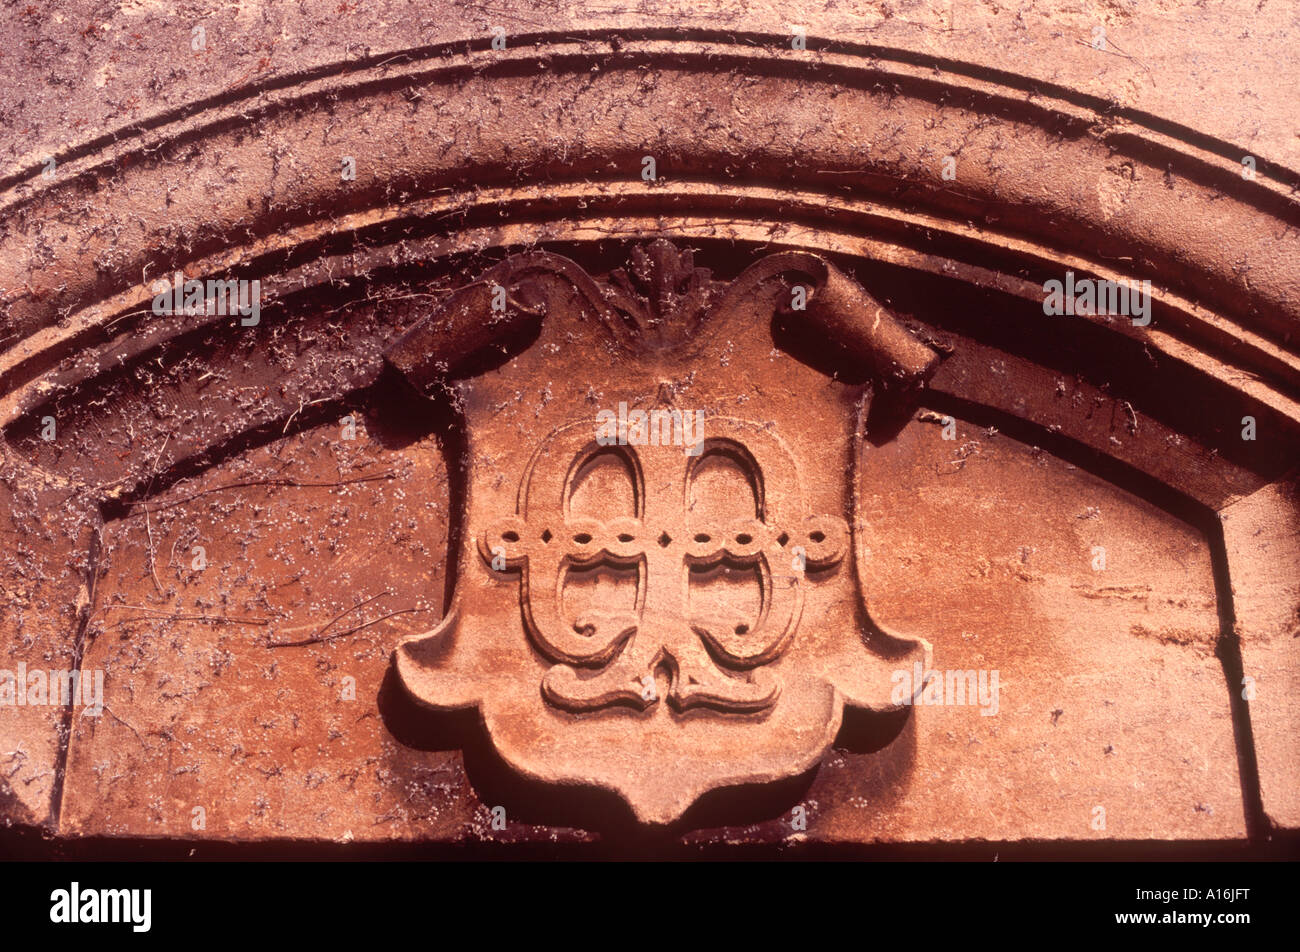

[1,6,1296,850]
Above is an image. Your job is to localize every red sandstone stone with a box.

[0,1,1295,852]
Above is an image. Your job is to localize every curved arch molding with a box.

[1,28,1296,845]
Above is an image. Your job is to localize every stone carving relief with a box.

[2,5,1296,854]
[389,241,936,822]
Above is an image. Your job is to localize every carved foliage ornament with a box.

[385,241,939,824]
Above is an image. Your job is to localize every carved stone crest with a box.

[386,241,939,824]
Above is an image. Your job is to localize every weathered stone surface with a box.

[4,1,1298,179]
[0,457,98,829]
[1221,482,1300,831]
[0,1,1296,852]
[40,245,1244,843]
[393,247,938,826]
[58,418,478,842]
[826,418,1239,842]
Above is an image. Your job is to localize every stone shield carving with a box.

[388,241,939,824]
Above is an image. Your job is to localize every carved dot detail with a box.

[481,515,849,570]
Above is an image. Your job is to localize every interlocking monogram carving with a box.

[386,241,939,824]
[479,417,850,713]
